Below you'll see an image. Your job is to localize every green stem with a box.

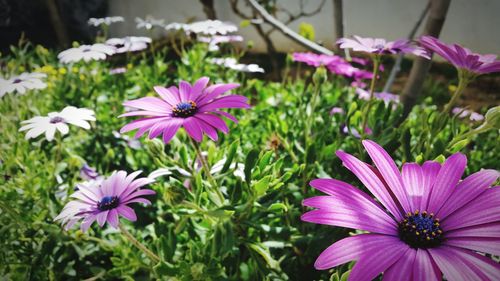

[190,138,225,205]
[361,56,380,134]
[119,224,160,264]
[443,71,472,114]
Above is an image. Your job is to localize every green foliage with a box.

[0,38,498,281]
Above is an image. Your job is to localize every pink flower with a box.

[420,36,500,75]
[338,36,429,58]
[302,140,500,279]
[355,88,400,104]
[55,171,155,232]
[292,52,373,79]
[452,107,484,122]
[119,77,250,143]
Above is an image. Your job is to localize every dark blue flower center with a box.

[97,196,120,211]
[50,116,65,124]
[13,78,22,84]
[172,100,197,118]
[398,210,443,248]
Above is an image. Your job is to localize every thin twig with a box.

[246,0,334,55]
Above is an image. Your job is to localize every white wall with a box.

[109,0,500,55]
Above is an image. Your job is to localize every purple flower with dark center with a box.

[338,36,429,58]
[420,36,500,75]
[120,77,250,143]
[292,52,374,79]
[302,140,500,279]
[55,170,155,232]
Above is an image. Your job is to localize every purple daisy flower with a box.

[55,171,155,232]
[302,140,500,280]
[338,36,429,58]
[119,77,250,143]
[420,36,500,75]
[292,52,374,80]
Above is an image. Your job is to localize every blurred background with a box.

[2,0,500,54]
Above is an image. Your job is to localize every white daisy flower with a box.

[105,36,152,53]
[57,44,116,63]
[165,22,190,31]
[198,35,243,51]
[209,57,264,73]
[0,72,47,97]
[135,16,165,30]
[19,106,96,141]
[88,16,124,27]
[186,20,238,35]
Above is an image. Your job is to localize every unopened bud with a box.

[313,65,327,85]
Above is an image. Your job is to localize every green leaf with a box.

[449,139,469,153]
[253,175,271,197]
[258,150,273,172]
[330,272,340,281]
[247,243,280,270]
[340,270,351,281]
[244,149,259,183]
[222,140,239,173]
[268,202,287,212]
[153,261,176,276]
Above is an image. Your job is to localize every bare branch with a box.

[246,0,333,55]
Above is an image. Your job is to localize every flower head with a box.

[58,44,116,63]
[106,36,152,53]
[420,36,500,75]
[209,57,264,73]
[0,72,47,97]
[135,16,165,30]
[338,36,429,58]
[186,20,238,35]
[355,88,400,104]
[165,22,190,31]
[20,106,95,141]
[292,52,373,80]
[55,171,155,232]
[120,77,250,143]
[452,107,484,122]
[302,140,500,279]
[80,164,101,181]
[88,16,124,27]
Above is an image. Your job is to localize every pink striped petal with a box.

[198,95,249,112]
[96,210,109,227]
[182,117,203,142]
[120,117,170,133]
[412,249,442,281]
[437,169,499,219]
[121,189,156,203]
[190,77,210,100]
[215,110,239,123]
[194,116,219,141]
[123,97,170,113]
[196,113,229,133]
[154,86,180,106]
[402,163,424,210]
[444,237,500,256]
[119,110,170,117]
[80,215,97,232]
[419,161,441,211]
[446,222,500,238]
[382,249,417,281]
[179,80,192,101]
[107,209,119,228]
[336,150,403,220]
[117,205,137,221]
[196,83,240,105]
[426,153,467,214]
[363,140,412,213]
[162,118,183,143]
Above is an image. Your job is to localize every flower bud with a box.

[313,65,327,85]
[484,105,500,129]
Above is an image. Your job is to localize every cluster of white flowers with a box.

[164,20,238,36]
[88,16,124,27]
[209,57,264,73]
[105,36,152,53]
[0,72,47,97]
[20,106,96,141]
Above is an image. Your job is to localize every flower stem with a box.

[443,70,472,114]
[190,138,225,205]
[360,56,381,135]
[119,224,160,264]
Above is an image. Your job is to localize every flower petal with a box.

[182,117,203,142]
[444,237,500,256]
[117,205,137,221]
[412,249,441,281]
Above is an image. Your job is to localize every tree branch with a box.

[246,0,334,55]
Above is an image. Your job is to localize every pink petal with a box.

[446,222,500,238]
[382,249,417,281]
[190,77,210,100]
[442,187,500,231]
[123,97,170,113]
[336,150,403,220]
[107,209,119,228]
[363,140,412,214]
[194,116,219,141]
[121,189,156,203]
[162,118,183,143]
[198,95,250,112]
[80,215,97,232]
[196,83,240,105]
[412,249,442,281]
[214,110,239,123]
[179,80,192,101]
[117,205,137,221]
[120,117,171,133]
[126,197,152,205]
[301,209,397,235]
[429,246,500,281]
[96,211,109,227]
[196,113,229,133]
[444,237,500,256]
[153,86,180,106]
[402,163,424,210]
[437,169,499,219]
[419,161,441,211]
[182,117,203,142]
